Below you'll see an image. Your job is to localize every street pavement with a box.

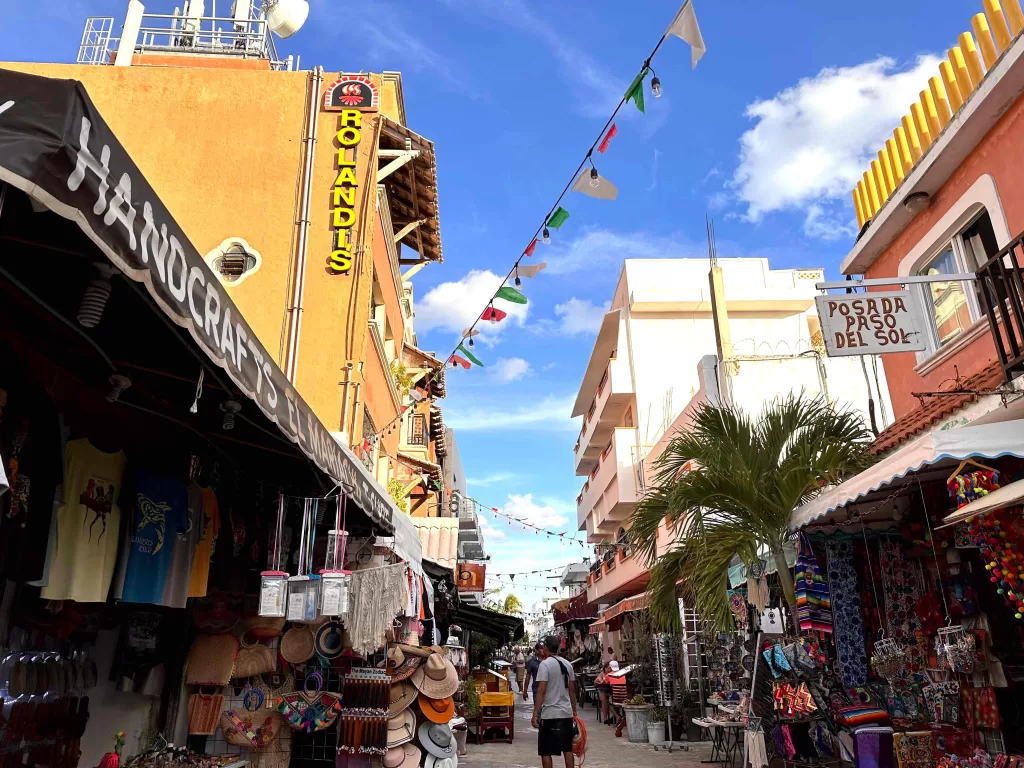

[461,677,715,768]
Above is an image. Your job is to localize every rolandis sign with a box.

[0,69,396,532]
[814,290,928,357]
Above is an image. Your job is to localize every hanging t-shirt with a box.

[187,487,220,598]
[160,484,201,608]
[116,471,188,605]
[40,439,126,603]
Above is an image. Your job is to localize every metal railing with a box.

[78,17,117,65]
[976,232,1024,383]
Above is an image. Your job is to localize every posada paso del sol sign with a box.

[814,290,928,356]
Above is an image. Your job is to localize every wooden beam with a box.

[408,159,425,258]
[377,150,419,183]
[394,218,428,242]
[402,261,431,281]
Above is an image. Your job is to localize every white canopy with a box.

[789,420,1024,531]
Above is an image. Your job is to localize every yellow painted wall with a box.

[2,62,404,443]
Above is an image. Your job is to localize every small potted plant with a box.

[647,708,667,746]
[622,695,652,743]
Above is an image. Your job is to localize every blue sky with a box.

[4,0,974,604]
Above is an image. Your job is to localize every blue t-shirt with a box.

[120,472,187,604]
[526,656,542,692]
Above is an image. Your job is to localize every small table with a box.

[694,718,744,768]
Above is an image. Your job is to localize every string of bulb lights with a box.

[365,6,701,444]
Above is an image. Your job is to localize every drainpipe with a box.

[283,65,323,382]
[114,0,145,67]
[339,362,353,445]
[350,381,363,447]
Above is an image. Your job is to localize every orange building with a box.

[4,2,445,495]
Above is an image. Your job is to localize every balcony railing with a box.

[977,232,1024,383]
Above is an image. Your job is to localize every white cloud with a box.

[468,472,516,487]
[554,298,610,336]
[493,357,531,383]
[499,493,569,530]
[479,516,506,542]
[732,55,941,236]
[445,394,578,432]
[414,269,529,344]
[545,229,704,276]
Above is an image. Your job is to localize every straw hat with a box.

[389,679,418,717]
[418,722,457,760]
[314,622,346,659]
[387,709,417,748]
[280,626,315,664]
[383,744,421,768]
[411,654,459,699]
[418,693,454,724]
[387,646,423,682]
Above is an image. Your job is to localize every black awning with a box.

[454,602,524,644]
[0,68,398,533]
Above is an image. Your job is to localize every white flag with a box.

[667,0,706,69]
[514,263,547,279]
[572,170,618,201]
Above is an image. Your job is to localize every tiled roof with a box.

[411,516,459,570]
[869,361,1005,455]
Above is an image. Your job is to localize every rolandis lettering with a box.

[329,110,362,274]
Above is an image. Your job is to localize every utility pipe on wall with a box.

[283,65,323,382]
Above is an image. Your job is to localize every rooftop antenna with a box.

[705,214,718,269]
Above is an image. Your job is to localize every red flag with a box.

[524,239,537,257]
[552,587,558,593]
[481,306,507,323]
[448,355,471,369]
[491,507,499,512]
[598,123,618,153]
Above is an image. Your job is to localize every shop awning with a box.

[0,69,415,549]
[553,592,598,625]
[603,592,650,622]
[588,620,607,635]
[790,420,1024,530]
[940,477,1024,528]
[453,601,525,644]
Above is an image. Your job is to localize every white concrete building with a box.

[573,258,892,606]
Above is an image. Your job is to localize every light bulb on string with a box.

[589,167,600,188]
[468,337,475,348]
[542,228,550,244]
[650,68,663,98]
[514,268,521,289]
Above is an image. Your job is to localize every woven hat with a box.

[418,693,454,724]
[382,743,421,768]
[280,626,315,665]
[418,721,457,760]
[314,622,346,659]
[411,654,459,699]
[389,679,418,717]
[387,646,423,682]
[387,708,416,748]
[396,642,433,659]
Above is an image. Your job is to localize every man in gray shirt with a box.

[532,635,577,768]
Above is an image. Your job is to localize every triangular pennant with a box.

[547,207,570,229]
[572,170,618,201]
[515,263,546,279]
[461,327,480,339]
[625,70,648,114]
[524,239,538,257]
[491,507,499,512]
[457,343,484,367]
[481,306,507,323]
[598,124,618,154]
[509,574,515,582]
[495,286,528,304]
[448,355,471,370]
[666,0,706,69]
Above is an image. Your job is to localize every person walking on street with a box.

[523,643,542,702]
[532,635,577,768]
[514,646,527,692]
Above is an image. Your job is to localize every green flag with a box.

[458,343,484,367]
[547,207,570,229]
[495,286,528,305]
[625,70,648,114]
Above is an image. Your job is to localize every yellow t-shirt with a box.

[41,440,126,603]
[188,487,220,597]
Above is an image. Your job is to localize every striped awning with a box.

[588,620,607,635]
[602,592,650,622]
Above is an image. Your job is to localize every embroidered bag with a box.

[277,672,342,733]
[220,690,282,749]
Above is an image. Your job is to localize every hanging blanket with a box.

[878,539,925,679]
[826,538,868,686]
[347,563,410,655]
[796,536,832,633]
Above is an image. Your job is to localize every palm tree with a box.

[629,393,872,633]
[501,594,524,616]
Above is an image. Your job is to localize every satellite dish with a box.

[266,0,309,38]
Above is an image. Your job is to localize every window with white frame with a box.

[916,211,998,352]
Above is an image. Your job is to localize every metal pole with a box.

[741,630,763,768]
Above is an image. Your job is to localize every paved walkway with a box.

[461,679,715,768]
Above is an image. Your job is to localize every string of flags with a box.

[362,0,706,441]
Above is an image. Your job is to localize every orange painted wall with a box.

[864,92,1024,418]
[373,213,406,349]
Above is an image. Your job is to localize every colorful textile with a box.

[893,731,935,768]
[922,682,960,724]
[826,538,869,686]
[961,686,999,729]
[795,536,832,633]
[878,539,925,679]
[855,727,895,768]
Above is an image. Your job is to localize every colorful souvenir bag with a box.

[277,672,342,733]
[220,690,282,749]
[961,686,999,729]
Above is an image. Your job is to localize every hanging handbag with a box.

[188,692,224,736]
[220,690,282,749]
[232,635,276,680]
[242,616,287,641]
[962,686,1000,729]
[277,672,342,733]
[185,634,238,687]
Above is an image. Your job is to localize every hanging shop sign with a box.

[323,75,379,112]
[0,69,396,533]
[814,290,928,356]
[329,110,361,275]
[456,563,486,593]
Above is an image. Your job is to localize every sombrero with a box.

[383,743,421,768]
[387,646,423,682]
[418,722,457,761]
[418,693,455,723]
[389,679,418,717]
[411,654,459,699]
[314,622,346,659]
[387,708,416,748]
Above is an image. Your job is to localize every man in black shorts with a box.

[531,635,577,768]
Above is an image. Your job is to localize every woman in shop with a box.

[594,661,615,725]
